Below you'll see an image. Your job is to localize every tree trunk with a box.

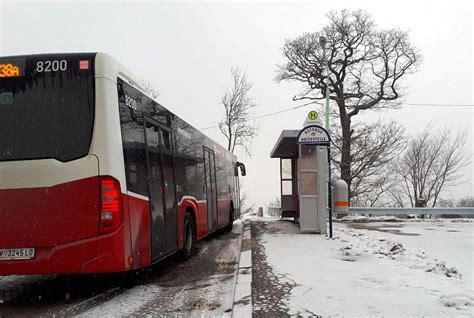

[227,125,232,152]
[415,198,428,219]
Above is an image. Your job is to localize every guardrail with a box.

[348,207,474,215]
[267,207,474,215]
[267,207,281,213]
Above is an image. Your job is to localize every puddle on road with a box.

[345,223,420,236]
[192,299,221,311]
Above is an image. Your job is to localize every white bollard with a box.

[333,180,349,213]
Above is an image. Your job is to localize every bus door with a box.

[160,126,178,254]
[145,118,177,261]
[203,147,218,233]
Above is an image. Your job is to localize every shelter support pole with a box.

[327,146,333,238]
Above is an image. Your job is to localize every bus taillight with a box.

[99,176,123,234]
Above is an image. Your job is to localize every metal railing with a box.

[348,207,474,215]
[267,206,474,215]
[267,206,282,217]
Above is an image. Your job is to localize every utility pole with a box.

[319,36,330,132]
[319,36,333,237]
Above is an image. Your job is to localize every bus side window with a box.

[117,78,148,196]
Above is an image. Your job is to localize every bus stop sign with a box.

[297,125,330,145]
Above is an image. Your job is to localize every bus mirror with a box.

[235,162,246,176]
[239,163,246,176]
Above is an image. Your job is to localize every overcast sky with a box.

[1,0,472,207]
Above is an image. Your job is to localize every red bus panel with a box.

[0,177,100,247]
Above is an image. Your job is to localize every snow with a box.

[260,218,474,317]
[233,221,252,318]
[233,268,252,317]
[441,294,474,310]
[239,250,252,269]
[76,285,161,318]
[340,215,404,222]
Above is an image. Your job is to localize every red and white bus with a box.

[0,53,246,275]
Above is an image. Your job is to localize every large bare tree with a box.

[331,120,406,206]
[219,67,257,155]
[276,10,420,199]
[397,125,469,207]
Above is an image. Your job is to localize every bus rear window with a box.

[0,54,95,162]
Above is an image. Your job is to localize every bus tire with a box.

[179,211,196,261]
[223,205,234,233]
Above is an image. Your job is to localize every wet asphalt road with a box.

[0,223,242,317]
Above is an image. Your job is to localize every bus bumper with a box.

[0,225,133,275]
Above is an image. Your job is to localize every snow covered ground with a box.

[259,218,474,317]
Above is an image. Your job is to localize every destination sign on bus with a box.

[0,63,22,78]
[0,55,94,81]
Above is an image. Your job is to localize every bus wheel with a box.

[179,211,196,261]
[223,206,234,233]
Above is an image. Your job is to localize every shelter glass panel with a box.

[299,145,317,170]
[281,159,292,179]
[282,180,293,195]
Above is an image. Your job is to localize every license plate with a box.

[0,248,35,260]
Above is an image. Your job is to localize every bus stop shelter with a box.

[270,113,333,235]
[270,130,300,220]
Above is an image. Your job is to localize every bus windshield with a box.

[0,54,96,162]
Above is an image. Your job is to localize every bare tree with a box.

[397,125,470,207]
[139,77,160,100]
[456,197,474,218]
[437,197,474,218]
[331,120,406,206]
[457,197,474,207]
[387,187,407,207]
[239,190,255,216]
[438,198,455,207]
[266,196,281,208]
[266,196,282,218]
[276,10,420,199]
[219,67,258,155]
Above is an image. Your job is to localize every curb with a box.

[232,220,252,317]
